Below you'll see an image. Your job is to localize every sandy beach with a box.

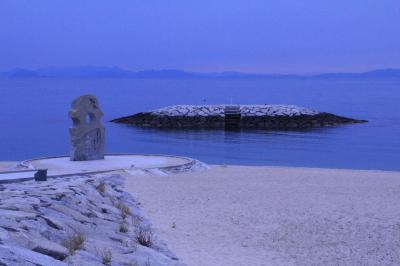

[125,165,400,266]
[0,161,18,172]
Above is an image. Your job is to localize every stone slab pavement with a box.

[0,154,194,183]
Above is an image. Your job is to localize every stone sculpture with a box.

[69,95,105,161]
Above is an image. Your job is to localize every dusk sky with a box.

[1,0,399,74]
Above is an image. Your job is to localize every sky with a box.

[0,0,399,74]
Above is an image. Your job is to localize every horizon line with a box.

[2,65,400,76]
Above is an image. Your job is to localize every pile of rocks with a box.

[151,105,318,117]
[152,105,225,117]
[239,105,318,117]
[0,172,183,266]
[111,104,366,129]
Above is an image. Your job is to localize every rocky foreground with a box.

[111,104,366,129]
[0,172,183,266]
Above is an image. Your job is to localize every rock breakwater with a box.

[0,172,183,266]
[111,105,367,129]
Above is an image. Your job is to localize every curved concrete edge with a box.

[1,154,206,184]
[0,177,37,185]
[0,169,37,174]
[20,153,205,174]
[152,159,209,174]
[0,169,128,185]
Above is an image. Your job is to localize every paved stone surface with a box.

[23,154,193,176]
[0,162,19,172]
[1,155,204,184]
[0,170,38,183]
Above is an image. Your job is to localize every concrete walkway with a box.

[0,161,18,172]
[0,154,194,183]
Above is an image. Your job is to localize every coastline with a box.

[3,160,399,173]
[124,164,400,266]
[1,161,400,265]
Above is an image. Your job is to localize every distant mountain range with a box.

[0,66,400,79]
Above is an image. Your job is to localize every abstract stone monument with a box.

[69,94,105,161]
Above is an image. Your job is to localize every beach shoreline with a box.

[2,160,400,265]
[2,159,399,174]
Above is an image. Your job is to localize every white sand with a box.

[124,165,400,266]
[0,161,18,172]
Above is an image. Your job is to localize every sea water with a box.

[0,77,399,170]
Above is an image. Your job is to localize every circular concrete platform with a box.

[21,154,195,176]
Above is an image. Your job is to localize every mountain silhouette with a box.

[0,66,399,79]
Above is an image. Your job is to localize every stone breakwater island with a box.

[111,104,367,129]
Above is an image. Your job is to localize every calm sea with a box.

[0,78,399,170]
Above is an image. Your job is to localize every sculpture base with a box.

[70,127,105,161]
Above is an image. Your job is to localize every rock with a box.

[0,227,9,241]
[69,94,105,161]
[0,209,37,219]
[47,203,91,224]
[34,169,48,182]
[0,173,184,266]
[0,245,67,266]
[111,104,367,130]
[31,237,69,260]
[64,250,101,266]
[0,246,37,266]
[38,215,64,230]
